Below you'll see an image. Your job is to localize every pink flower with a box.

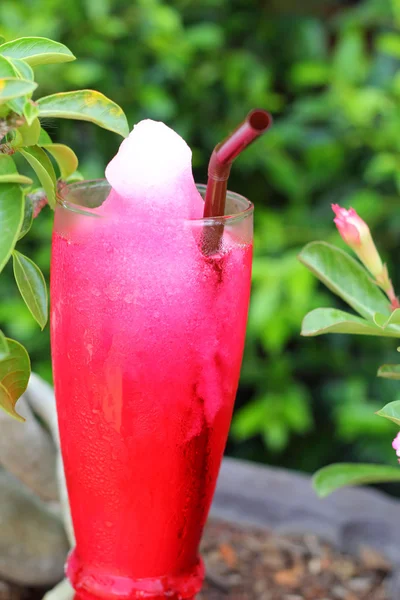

[331,204,384,278]
[393,432,400,460]
[332,205,369,248]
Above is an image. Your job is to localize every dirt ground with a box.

[0,518,392,600]
[198,518,392,599]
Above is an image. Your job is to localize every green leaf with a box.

[4,60,34,115]
[23,101,39,126]
[42,144,78,179]
[0,155,32,184]
[37,127,52,145]
[374,309,400,329]
[386,310,400,326]
[0,331,9,360]
[0,338,30,422]
[313,463,400,498]
[301,308,400,338]
[298,242,390,320]
[0,36,5,46]
[290,61,330,87]
[0,155,16,176]
[0,55,18,78]
[0,173,32,185]
[6,128,23,148]
[0,78,37,102]
[332,30,367,84]
[66,170,84,183]
[376,400,400,425]
[376,33,400,59]
[20,146,56,209]
[377,365,400,381]
[9,58,34,81]
[0,37,75,66]
[0,182,24,273]
[37,90,129,137]
[6,96,25,116]
[18,116,40,145]
[18,196,33,240]
[12,250,48,329]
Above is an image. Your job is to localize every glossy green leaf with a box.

[6,128,23,148]
[0,78,37,102]
[298,242,390,320]
[66,170,84,183]
[0,154,32,184]
[42,143,78,178]
[0,155,16,176]
[0,155,32,184]
[0,173,32,185]
[0,331,9,361]
[0,37,75,66]
[374,309,400,329]
[0,59,28,116]
[301,308,400,338]
[6,98,24,115]
[0,55,18,78]
[18,196,33,240]
[37,128,52,145]
[0,182,24,272]
[12,250,48,329]
[18,116,40,145]
[313,463,400,498]
[37,90,129,137]
[23,101,39,126]
[0,36,5,46]
[377,365,400,380]
[20,146,56,209]
[0,338,30,422]
[4,59,34,115]
[9,58,34,81]
[376,400,400,425]
[5,56,35,114]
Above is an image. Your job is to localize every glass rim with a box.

[58,179,254,224]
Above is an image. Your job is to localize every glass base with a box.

[67,549,204,600]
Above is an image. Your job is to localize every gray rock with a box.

[0,470,68,586]
[24,374,74,545]
[25,374,59,444]
[212,458,400,567]
[0,395,58,502]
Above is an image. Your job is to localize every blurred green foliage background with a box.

[1,0,400,473]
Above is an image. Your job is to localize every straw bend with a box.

[203,109,272,219]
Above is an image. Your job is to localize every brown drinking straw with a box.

[202,109,272,255]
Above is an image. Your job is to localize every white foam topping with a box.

[105,119,195,199]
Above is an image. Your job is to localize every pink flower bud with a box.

[331,204,384,278]
[332,205,369,247]
[393,432,400,460]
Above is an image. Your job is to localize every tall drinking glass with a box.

[50,181,253,600]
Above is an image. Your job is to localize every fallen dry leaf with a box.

[218,542,238,569]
